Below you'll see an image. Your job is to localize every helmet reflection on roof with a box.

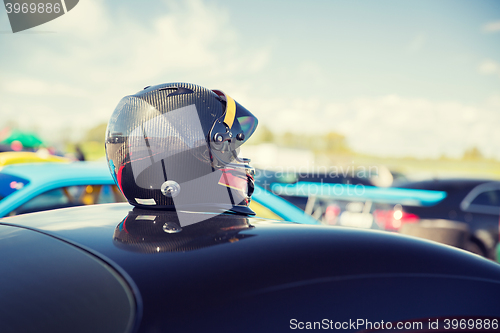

[113,209,254,253]
[105,83,258,226]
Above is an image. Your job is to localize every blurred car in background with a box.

[373,178,500,259]
[278,173,374,216]
[270,180,447,226]
[0,162,126,217]
[250,185,319,225]
[256,170,376,220]
[267,176,500,259]
[256,169,408,218]
[0,144,13,153]
[0,162,318,224]
[0,151,70,166]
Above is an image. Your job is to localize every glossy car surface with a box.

[2,203,500,332]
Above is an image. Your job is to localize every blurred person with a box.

[75,145,85,161]
[10,140,23,152]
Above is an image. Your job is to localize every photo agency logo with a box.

[3,0,78,33]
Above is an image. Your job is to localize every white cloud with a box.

[407,33,426,53]
[52,0,110,37]
[0,0,498,161]
[487,94,500,107]
[253,95,500,159]
[2,78,87,97]
[478,59,500,76]
[0,0,270,144]
[482,20,500,33]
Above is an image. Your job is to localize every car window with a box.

[470,190,500,207]
[65,185,125,205]
[99,185,127,204]
[14,188,71,215]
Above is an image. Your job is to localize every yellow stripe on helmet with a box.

[223,93,236,129]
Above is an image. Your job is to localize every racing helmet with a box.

[105,83,258,218]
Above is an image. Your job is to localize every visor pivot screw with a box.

[215,134,224,142]
[236,133,245,141]
[161,180,181,198]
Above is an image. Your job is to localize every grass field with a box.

[334,154,500,181]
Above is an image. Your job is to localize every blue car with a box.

[0,162,125,217]
[0,162,318,224]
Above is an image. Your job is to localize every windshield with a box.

[0,173,29,202]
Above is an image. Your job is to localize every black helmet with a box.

[105,83,258,225]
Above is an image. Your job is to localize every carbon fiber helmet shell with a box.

[105,83,258,216]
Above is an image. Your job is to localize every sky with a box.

[0,0,499,159]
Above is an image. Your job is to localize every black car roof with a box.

[3,203,500,332]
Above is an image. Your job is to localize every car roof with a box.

[4,203,500,333]
[0,151,70,165]
[394,178,498,192]
[0,161,113,184]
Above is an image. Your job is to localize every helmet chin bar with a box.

[209,144,255,205]
[232,150,251,164]
[210,146,254,176]
[208,125,252,171]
